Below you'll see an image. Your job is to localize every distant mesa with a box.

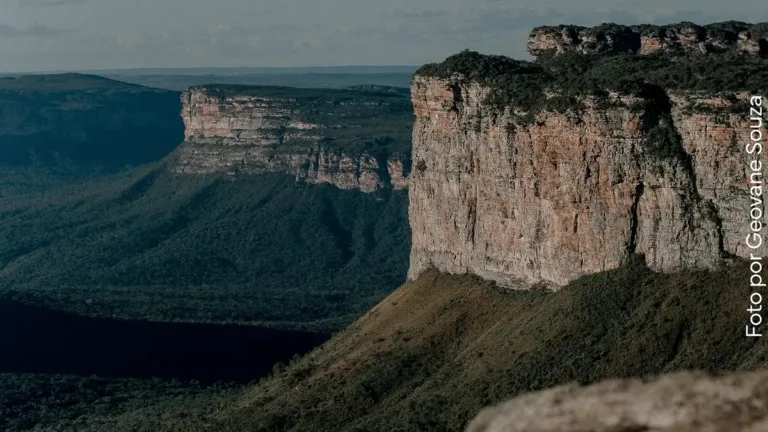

[172,84,413,192]
[528,21,768,57]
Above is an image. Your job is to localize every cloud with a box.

[0,22,74,37]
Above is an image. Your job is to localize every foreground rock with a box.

[468,370,768,432]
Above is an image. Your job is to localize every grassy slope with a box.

[207,258,768,432]
[0,162,410,333]
[13,257,767,431]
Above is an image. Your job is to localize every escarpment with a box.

[171,85,412,192]
[409,40,768,287]
[528,21,768,57]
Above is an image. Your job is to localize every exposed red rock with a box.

[409,76,766,287]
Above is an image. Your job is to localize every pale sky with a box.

[1,0,767,72]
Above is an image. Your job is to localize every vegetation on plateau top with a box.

[415,46,768,115]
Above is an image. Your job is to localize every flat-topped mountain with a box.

[172,84,412,192]
[528,21,768,57]
[410,24,768,287]
[0,73,183,172]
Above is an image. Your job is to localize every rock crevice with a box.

[408,76,766,287]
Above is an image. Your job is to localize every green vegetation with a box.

[0,374,237,432]
[18,257,766,431]
[414,49,768,120]
[0,73,183,173]
[197,84,413,157]
[0,162,410,333]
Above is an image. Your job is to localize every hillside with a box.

[0,73,184,174]
[18,257,767,431]
[0,161,410,333]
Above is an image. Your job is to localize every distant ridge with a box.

[24,65,420,77]
[0,73,146,92]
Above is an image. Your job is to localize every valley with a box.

[2,18,768,432]
[0,71,413,431]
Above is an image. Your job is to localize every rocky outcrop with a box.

[409,74,766,287]
[528,22,768,57]
[171,87,411,192]
[467,370,768,432]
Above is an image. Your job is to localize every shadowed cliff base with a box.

[0,299,329,383]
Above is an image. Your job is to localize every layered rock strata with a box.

[408,76,767,287]
[467,370,768,432]
[528,22,768,57]
[172,87,411,192]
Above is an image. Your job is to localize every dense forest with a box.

[0,162,411,333]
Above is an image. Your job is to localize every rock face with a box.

[467,370,768,432]
[528,22,768,57]
[172,86,411,192]
[409,75,766,287]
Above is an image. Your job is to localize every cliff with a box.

[171,85,412,192]
[409,35,768,287]
[528,21,768,57]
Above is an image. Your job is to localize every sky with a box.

[1,0,767,72]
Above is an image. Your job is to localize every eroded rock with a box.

[172,87,410,192]
[528,22,768,57]
[467,370,768,432]
[408,75,766,287]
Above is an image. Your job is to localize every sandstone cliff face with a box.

[409,76,766,287]
[468,370,768,432]
[528,22,768,57]
[172,87,410,192]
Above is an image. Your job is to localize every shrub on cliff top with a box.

[414,48,768,115]
[416,50,545,82]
